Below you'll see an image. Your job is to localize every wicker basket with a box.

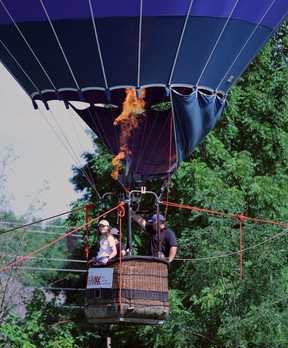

[84,256,170,325]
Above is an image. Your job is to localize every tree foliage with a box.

[0,289,95,348]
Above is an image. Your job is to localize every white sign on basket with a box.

[87,268,114,289]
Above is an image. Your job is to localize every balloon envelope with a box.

[0,0,287,183]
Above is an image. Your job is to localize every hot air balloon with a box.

[1,0,287,186]
[0,0,287,325]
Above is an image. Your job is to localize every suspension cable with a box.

[39,0,81,91]
[216,0,280,91]
[0,205,89,235]
[37,106,100,199]
[88,0,109,90]
[196,0,240,87]
[0,0,57,90]
[0,203,122,273]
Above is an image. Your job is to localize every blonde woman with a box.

[95,220,117,265]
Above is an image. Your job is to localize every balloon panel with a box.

[0,1,286,182]
[0,0,286,103]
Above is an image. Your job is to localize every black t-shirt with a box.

[115,241,124,257]
[145,224,177,257]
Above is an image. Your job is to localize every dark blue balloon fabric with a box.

[0,1,286,182]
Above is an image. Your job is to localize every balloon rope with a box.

[88,0,109,89]
[162,200,288,280]
[0,0,57,89]
[174,228,288,262]
[215,0,280,91]
[67,106,100,198]
[163,113,174,221]
[38,106,101,199]
[0,205,90,235]
[238,215,243,280]
[168,0,194,86]
[118,204,125,316]
[85,204,96,283]
[48,107,97,187]
[196,0,240,87]
[0,204,121,274]
[136,0,143,88]
[162,201,288,226]
[39,0,81,90]
[138,110,173,181]
[82,106,128,192]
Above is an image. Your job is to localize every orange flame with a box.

[111,88,146,180]
[111,152,125,180]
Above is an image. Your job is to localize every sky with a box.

[0,64,94,220]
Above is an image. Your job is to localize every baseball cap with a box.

[98,220,110,227]
[147,214,165,223]
[111,228,120,236]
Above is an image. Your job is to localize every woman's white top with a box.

[97,235,115,259]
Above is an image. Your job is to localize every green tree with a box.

[0,289,93,348]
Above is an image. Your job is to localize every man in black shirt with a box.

[111,227,126,258]
[130,209,177,263]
